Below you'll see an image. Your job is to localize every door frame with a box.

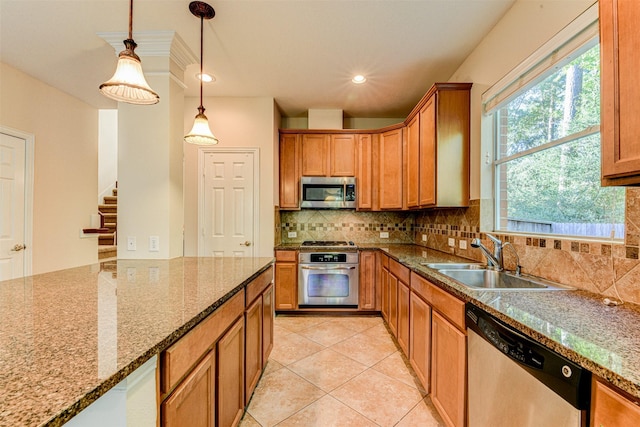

[197,147,260,257]
[0,125,34,277]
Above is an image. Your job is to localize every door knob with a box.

[11,244,26,252]
[240,241,251,247]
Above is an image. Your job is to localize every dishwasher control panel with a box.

[478,317,545,369]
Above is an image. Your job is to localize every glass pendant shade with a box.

[100,40,159,105]
[184,108,218,145]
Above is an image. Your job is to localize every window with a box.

[491,39,625,239]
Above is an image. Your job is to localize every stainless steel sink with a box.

[437,269,574,291]
[421,262,484,270]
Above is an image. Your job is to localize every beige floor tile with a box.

[276,395,379,427]
[239,412,262,427]
[361,322,392,338]
[335,315,384,333]
[269,332,325,366]
[262,359,284,377]
[288,348,368,392]
[275,315,331,332]
[330,369,425,427]
[372,351,427,393]
[297,321,358,346]
[330,332,398,367]
[395,397,445,427]
[274,324,293,339]
[246,368,325,427]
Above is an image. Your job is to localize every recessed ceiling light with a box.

[352,75,367,84]
[197,73,215,83]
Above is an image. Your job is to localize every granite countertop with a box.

[0,257,274,427]
[277,242,640,398]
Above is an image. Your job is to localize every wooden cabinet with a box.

[387,258,410,352]
[262,284,274,362]
[409,292,431,392]
[244,297,262,406]
[301,134,329,176]
[591,377,640,426]
[356,134,374,210]
[379,253,390,321]
[406,115,420,208]
[397,280,410,355]
[388,273,398,336]
[275,250,297,310]
[217,317,245,427]
[330,134,356,176]
[279,134,300,209]
[161,351,215,427]
[431,311,466,427]
[419,96,436,206]
[379,128,404,210]
[358,250,376,310]
[298,133,356,177]
[600,0,640,185]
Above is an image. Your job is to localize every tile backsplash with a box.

[280,189,640,305]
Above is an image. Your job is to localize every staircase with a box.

[98,186,117,260]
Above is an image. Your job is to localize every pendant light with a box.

[184,1,218,145]
[99,0,159,105]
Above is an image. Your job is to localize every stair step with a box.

[99,204,117,213]
[99,233,115,245]
[103,196,117,204]
[98,245,117,260]
[103,223,117,232]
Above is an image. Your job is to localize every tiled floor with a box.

[241,315,445,427]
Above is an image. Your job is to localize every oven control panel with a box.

[310,253,347,263]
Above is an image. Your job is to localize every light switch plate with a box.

[448,237,455,247]
[422,234,427,242]
[380,231,390,238]
[127,236,136,251]
[288,231,297,238]
[459,240,468,250]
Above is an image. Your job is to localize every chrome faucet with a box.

[471,234,504,270]
[502,242,522,276]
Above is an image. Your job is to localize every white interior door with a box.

[201,150,257,257]
[0,132,26,280]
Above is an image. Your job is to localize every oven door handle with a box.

[300,266,357,271]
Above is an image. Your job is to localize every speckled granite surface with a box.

[374,244,640,400]
[0,257,273,427]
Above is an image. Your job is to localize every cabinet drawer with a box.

[162,290,245,393]
[246,266,274,305]
[275,250,297,262]
[389,258,410,284]
[411,272,465,331]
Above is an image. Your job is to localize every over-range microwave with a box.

[300,177,356,209]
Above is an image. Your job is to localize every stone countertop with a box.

[0,257,274,427]
[376,244,640,400]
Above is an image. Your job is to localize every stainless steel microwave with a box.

[300,177,356,209]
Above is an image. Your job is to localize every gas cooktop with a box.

[300,240,357,248]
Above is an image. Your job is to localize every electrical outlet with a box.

[149,267,160,282]
[448,237,455,247]
[127,268,136,283]
[149,236,159,252]
[127,236,136,251]
[459,240,468,250]
[380,231,390,238]
[288,231,297,238]
[422,234,427,242]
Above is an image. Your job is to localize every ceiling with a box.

[0,0,515,119]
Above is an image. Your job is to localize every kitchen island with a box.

[0,257,274,427]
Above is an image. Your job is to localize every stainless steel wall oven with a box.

[298,252,359,307]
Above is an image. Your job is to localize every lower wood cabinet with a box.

[379,254,390,321]
[217,318,245,427]
[161,351,216,427]
[388,273,398,336]
[244,297,262,405]
[275,250,297,310]
[409,291,431,392]
[591,377,640,426]
[262,284,274,363]
[397,280,410,355]
[431,311,466,427]
[359,251,377,310]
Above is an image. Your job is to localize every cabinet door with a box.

[279,134,300,209]
[600,0,640,184]
[409,292,431,392]
[431,311,466,427]
[217,318,245,427]
[275,262,297,310]
[262,283,274,362]
[419,96,436,206]
[244,298,262,406]
[330,134,356,176]
[162,351,215,427]
[591,378,640,426]
[381,267,389,321]
[358,251,376,310]
[406,115,420,208]
[397,280,410,355]
[301,134,329,176]
[356,134,373,210]
[388,273,398,337]
[379,129,404,209]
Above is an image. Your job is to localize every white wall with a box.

[0,62,98,274]
[98,109,118,203]
[183,96,278,257]
[448,0,594,201]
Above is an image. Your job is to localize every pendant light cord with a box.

[199,14,205,111]
[128,0,134,40]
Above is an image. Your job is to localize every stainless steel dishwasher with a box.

[466,305,591,427]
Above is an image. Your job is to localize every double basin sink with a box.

[422,263,573,291]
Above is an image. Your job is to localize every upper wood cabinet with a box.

[379,128,404,210]
[301,134,329,176]
[279,134,300,209]
[330,134,357,176]
[356,134,374,210]
[299,133,356,177]
[406,115,420,208]
[419,96,436,206]
[600,0,640,185]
